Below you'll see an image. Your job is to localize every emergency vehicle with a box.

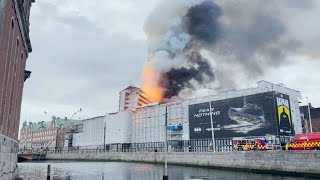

[232,136,274,151]
[286,132,320,150]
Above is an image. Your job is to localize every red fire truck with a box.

[286,132,320,150]
[233,136,274,151]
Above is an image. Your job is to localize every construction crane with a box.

[70,108,82,119]
[41,124,69,153]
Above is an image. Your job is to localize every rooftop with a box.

[22,118,82,132]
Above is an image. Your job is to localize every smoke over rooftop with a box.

[141,0,316,101]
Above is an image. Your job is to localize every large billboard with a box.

[188,92,292,139]
[275,94,294,136]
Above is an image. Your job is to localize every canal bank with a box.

[18,161,309,180]
[46,151,320,177]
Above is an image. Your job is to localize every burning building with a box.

[68,81,302,150]
[132,81,301,142]
[119,86,154,111]
[140,0,306,102]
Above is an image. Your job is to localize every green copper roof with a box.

[30,121,51,132]
[28,118,82,132]
[55,119,82,127]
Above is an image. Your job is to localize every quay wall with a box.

[0,134,18,179]
[46,151,320,176]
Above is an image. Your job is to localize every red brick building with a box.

[19,116,83,152]
[0,0,34,140]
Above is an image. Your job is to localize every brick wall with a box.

[0,0,33,178]
[0,0,32,140]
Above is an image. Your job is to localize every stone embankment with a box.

[46,150,320,177]
[0,133,18,179]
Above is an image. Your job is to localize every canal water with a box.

[18,161,308,180]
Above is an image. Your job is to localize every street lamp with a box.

[209,101,216,152]
[163,106,168,180]
[206,88,216,152]
[306,97,313,133]
[103,121,106,152]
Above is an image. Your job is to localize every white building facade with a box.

[105,111,133,144]
[73,116,105,148]
[132,101,186,143]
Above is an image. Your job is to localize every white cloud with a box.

[264,55,320,107]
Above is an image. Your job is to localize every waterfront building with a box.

[0,0,34,177]
[105,110,132,144]
[71,111,133,149]
[72,116,105,148]
[69,81,302,150]
[19,116,82,151]
[130,80,301,146]
[300,105,320,133]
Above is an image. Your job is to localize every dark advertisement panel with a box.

[189,92,281,139]
[275,93,294,136]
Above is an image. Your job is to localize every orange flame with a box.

[141,63,164,102]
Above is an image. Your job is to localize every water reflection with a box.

[17,161,308,180]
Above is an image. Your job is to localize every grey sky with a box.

[21,0,320,125]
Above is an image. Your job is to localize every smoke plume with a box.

[142,0,316,100]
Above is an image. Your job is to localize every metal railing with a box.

[46,138,234,154]
[21,137,292,155]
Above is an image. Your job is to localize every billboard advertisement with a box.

[275,93,294,136]
[189,92,291,139]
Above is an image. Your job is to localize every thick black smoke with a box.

[145,0,316,100]
[213,0,309,82]
[185,0,222,44]
[161,51,215,98]
[160,0,221,99]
